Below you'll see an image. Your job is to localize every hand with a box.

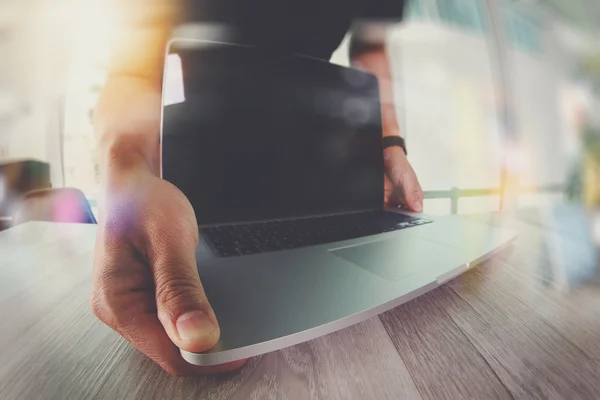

[92,78,246,375]
[383,146,424,212]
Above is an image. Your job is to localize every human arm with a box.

[92,0,242,375]
[349,18,423,212]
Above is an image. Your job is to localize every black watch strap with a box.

[382,136,407,155]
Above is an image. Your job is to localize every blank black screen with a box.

[162,42,384,225]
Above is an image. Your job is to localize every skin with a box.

[92,2,423,376]
[349,34,423,211]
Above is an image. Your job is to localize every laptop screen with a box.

[162,41,384,225]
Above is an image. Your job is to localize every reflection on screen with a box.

[164,54,186,106]
[162,42,384,225]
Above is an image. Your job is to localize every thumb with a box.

[149,227,220,354]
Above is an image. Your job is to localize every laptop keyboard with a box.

[202,210,432,258]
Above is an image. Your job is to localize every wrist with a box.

[383,146,408,173]
[99,131,158,176]
[95,77,162,176]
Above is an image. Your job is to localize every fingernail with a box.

[176,311,215,341]
[415,202,423,213]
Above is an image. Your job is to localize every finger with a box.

[398,172,423,213]
[93,288,245,375]
[397,173,423,212]
[135,185,220,354]
[386,166,423,212]
[415,187,424,211]
[384,174,401,207]
[117,313,245,375]
[142,213,220,354]
[384,147,421,211]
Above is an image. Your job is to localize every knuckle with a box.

[94,236,134,284]
[91,257,140,330]
[159,361,187,376]
[90,284,137,334]
[154,272,204,312]
[90,290,110,323]
[90,279,116,323]
[90,285,131,332]
[91,257,114,325]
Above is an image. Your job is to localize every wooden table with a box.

[1,209,600,400]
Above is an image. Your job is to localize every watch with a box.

[382,136,407,155]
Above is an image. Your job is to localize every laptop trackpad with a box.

[331,236,467,281]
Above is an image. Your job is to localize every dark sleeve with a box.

[349,0,405,57]
[356,0,406,22]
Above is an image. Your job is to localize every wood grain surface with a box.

[1,209,599,400]
[380,289,513,400]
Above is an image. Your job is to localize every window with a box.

[391,0,501,215]
[436,0,487,33]
[61,3,113,202]
[504,6,542,55]
[405,0,425,20]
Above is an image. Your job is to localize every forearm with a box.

[350,34,410,188]
[94,0,177,175]
[349,38,401,139]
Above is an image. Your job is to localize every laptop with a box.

[161,39,516,366]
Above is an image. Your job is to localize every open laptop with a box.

[161,39,516,366]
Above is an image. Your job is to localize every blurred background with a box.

[0,0,599,225]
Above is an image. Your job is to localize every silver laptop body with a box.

[161,39,516,366]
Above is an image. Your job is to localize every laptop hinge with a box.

[198,207,382,227]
